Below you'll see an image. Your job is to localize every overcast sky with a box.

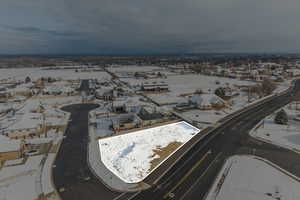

[1,0,300,55]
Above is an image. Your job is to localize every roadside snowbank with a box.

[250,104,300,153]
[206,155,300,200]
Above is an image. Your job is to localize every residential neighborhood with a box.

[0,55,300,200]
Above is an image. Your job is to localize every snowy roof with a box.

[96,87,113,96]
[113,99,127,107]
[190,94,226,107]
[0,135,21,152]
[0,103,11,113]
[6,112,42,131]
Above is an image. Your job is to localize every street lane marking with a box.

[113,193,127,200]
[164,150,212,199]
[179,152,223,200]
[113,191,141,200]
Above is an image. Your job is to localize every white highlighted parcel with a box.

[98,121,200,183]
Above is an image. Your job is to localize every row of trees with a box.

[25,76,57,83]
[214,79,277,100]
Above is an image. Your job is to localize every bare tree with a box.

[261,78,276,96]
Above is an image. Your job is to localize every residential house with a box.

[112,113,142,132]
[141,81,169,93]
[189,94,227,110]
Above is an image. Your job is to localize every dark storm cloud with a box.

[1,0,300,54]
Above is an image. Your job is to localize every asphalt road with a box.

[52,81,120,200]
[53,79,300,200]
[52,103,121,200]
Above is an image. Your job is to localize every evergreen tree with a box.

[274,109,288,125]
[25,76,31,83]
[215,87,226,98]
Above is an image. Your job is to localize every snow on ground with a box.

[180,109,228,127]
[0,173,38,200]
[98,121,200,183]
[0,67,111,81]
[0,91,73,199]
[94,116,114,138]
[107,65,162,73]
[88,114,142,191]
[42,153,56,195]
[206,155,300,200]
[6,112,42,130]
[275,80,292,93]
[0,135,21,152]
[250,104,300,152]
[0,95,79,130]
[41,95,82,107]
[0,155,43,180]
[0,155,43,200]
[124,74,256,109]
[122,74,254,94]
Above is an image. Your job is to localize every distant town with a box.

[0,54,300,200]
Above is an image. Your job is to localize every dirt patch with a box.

[49,143,61,153]
[149,141,182,171]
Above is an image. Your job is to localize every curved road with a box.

[53,103,120,200]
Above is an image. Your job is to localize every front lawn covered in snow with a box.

[206,155,300,200]
[98,121,200,183]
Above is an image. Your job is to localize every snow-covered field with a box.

[206,155,300,200]
[107,65,162,73]
[0,67,111,81]
[122,74,257,113]
[98,121,200,183]
[250,104,300,153]
[124,74,254,95]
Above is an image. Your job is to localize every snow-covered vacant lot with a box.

[206,156,300,200]
[98,121,200,183]
[250,104,300,153]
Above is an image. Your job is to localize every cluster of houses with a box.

[111,106,177,133]
[0,78,73,166]
[0,102,66,165]
[0,77,78,104]
[91,95,177,134]
[197,62,300,82]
